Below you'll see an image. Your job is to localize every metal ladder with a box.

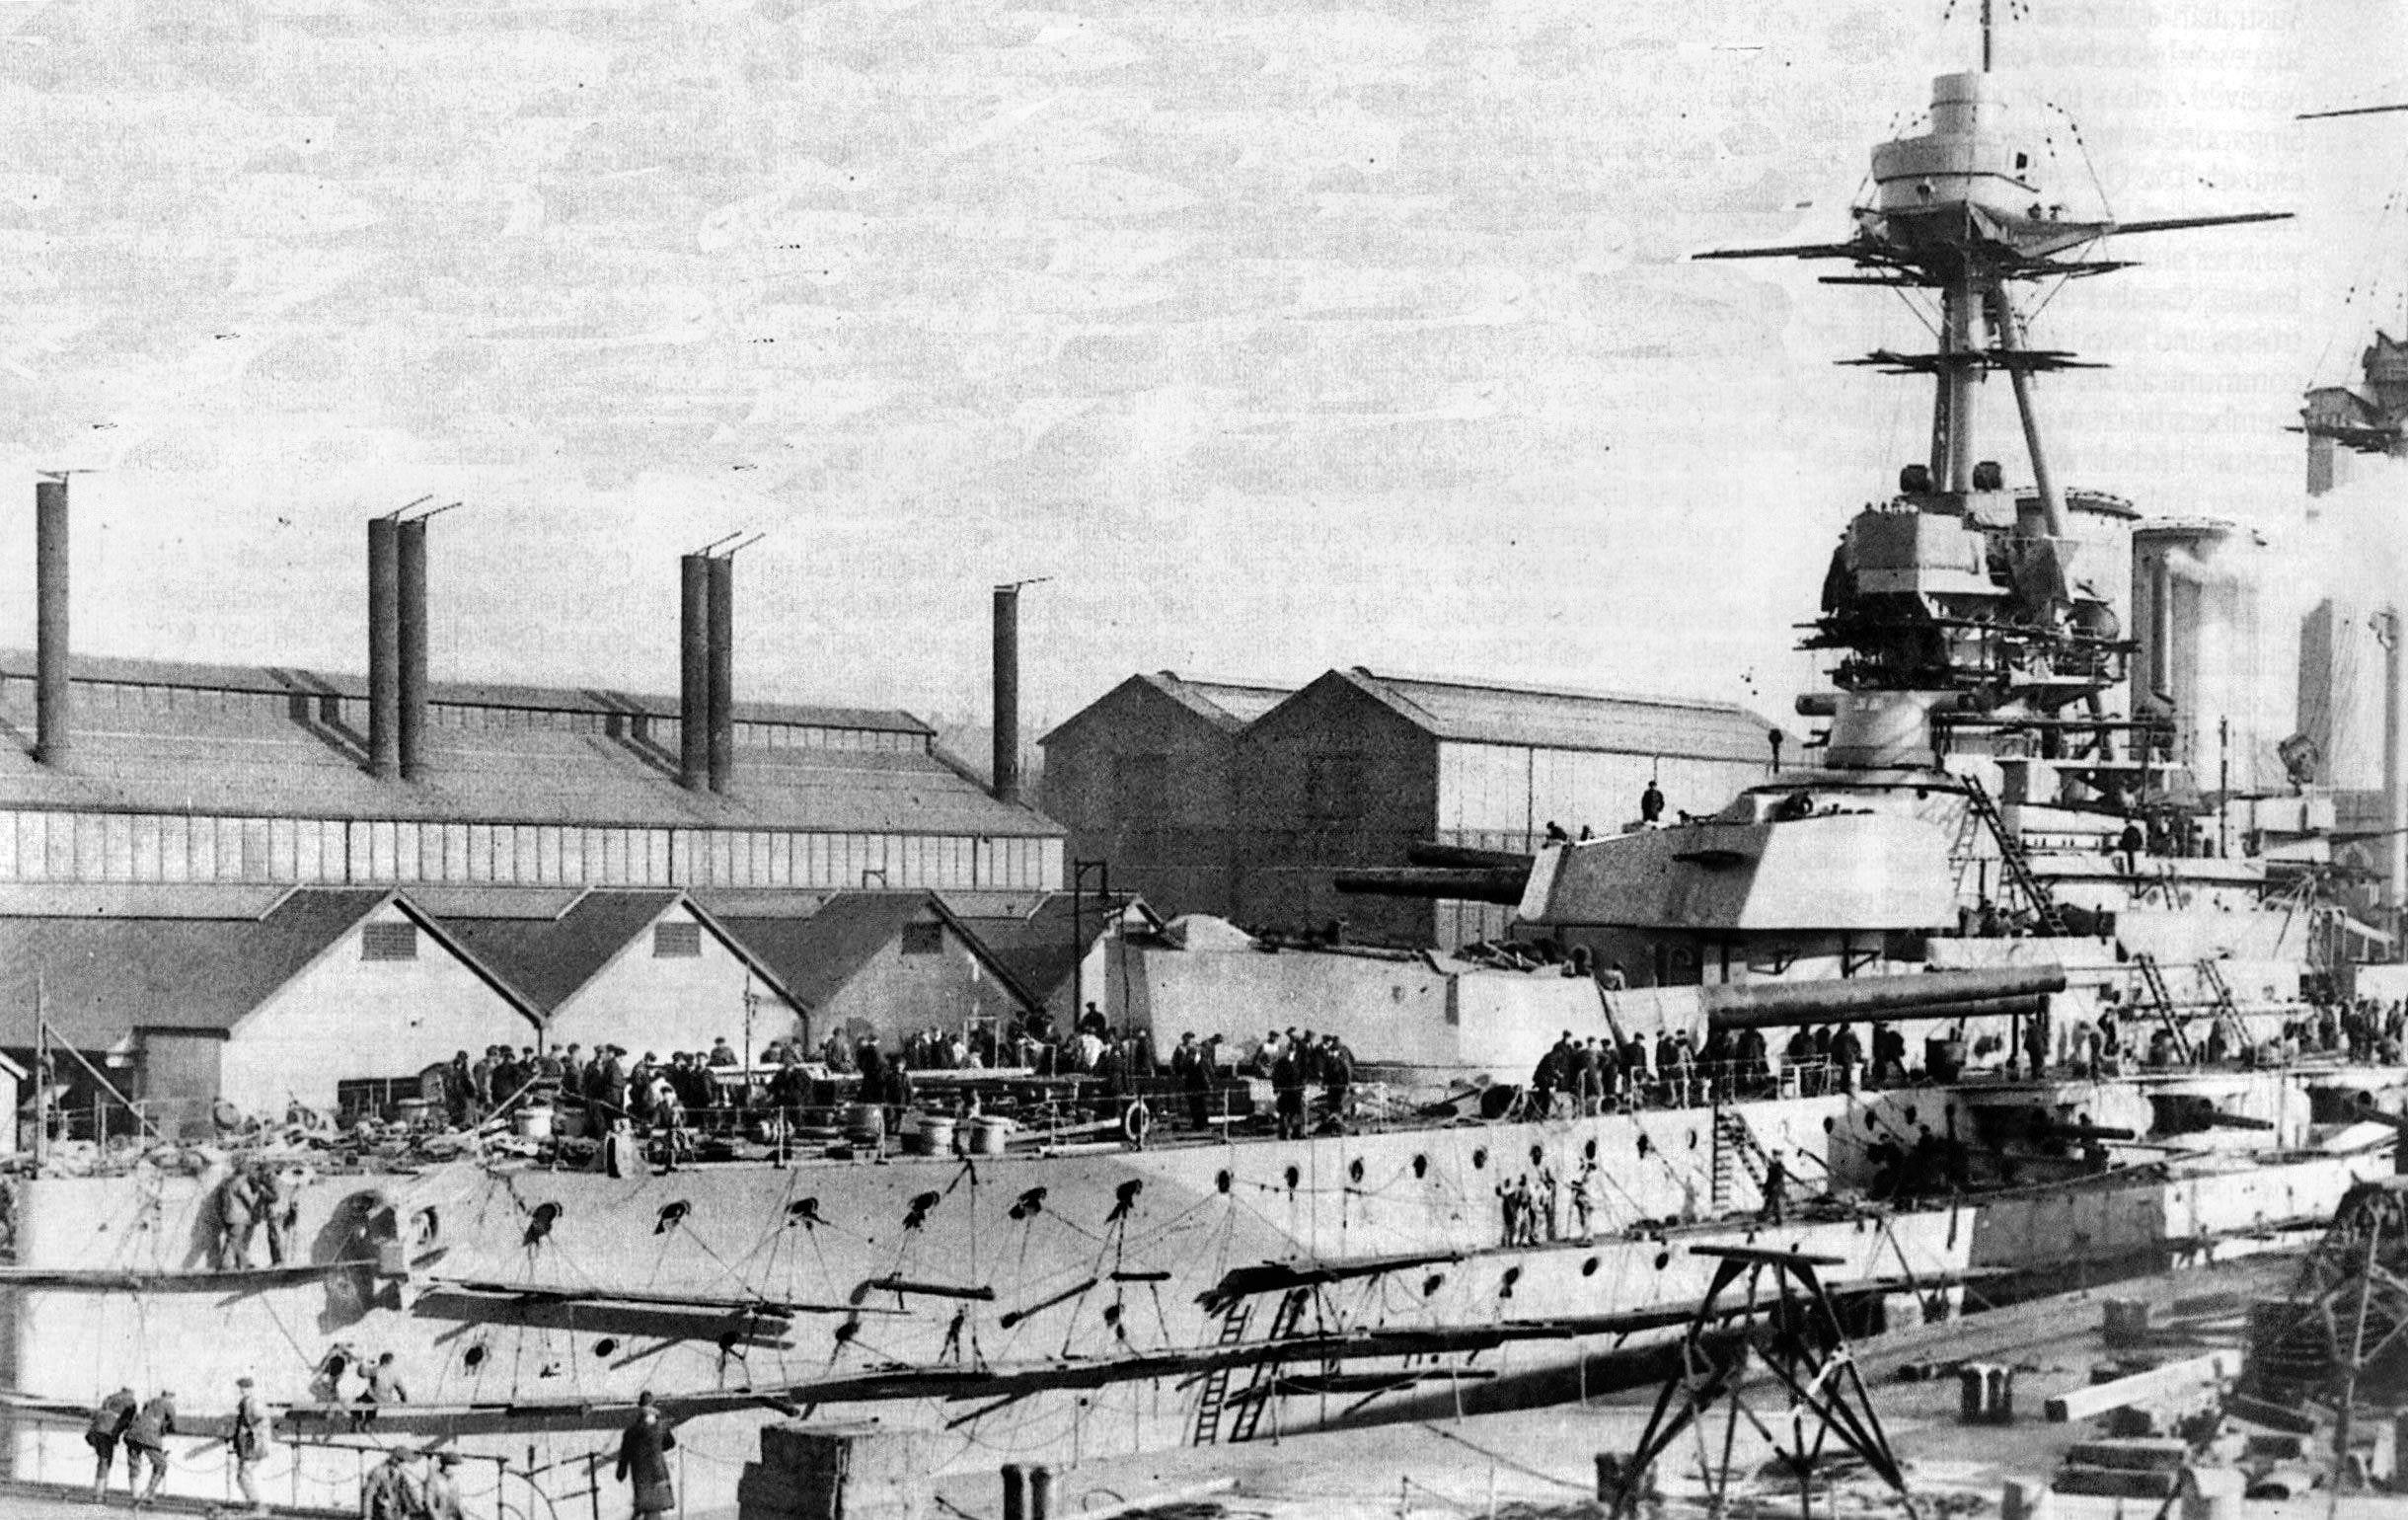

[2197,958,2246,1057]
[1962,777,2069,936]
[2132,952,2194,1064]
[1946,790,1988,898]
[1226,1289,1313,1444]
[1189,1300,1254,1446]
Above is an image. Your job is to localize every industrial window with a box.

[361,922,419,961]
[654,921,703,958]
[901,922,944,955]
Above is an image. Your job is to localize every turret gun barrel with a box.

[1703,967,2066,1031]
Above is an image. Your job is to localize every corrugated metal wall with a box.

[0,808,1063,890]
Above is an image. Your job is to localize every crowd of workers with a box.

[82,1378,675,1520]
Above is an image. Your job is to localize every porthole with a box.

[1584,1138,1598,1162]
[594,1337,618,1357]
[1822,1116,1835,1134]
[1500,1266,1522,1298]
[463,1344,487,1371]
[1904,1104,1919,1125]
[1412,1154,1429,1179]
[1283,1165,1301,1190]
[1216,1169,1233,1194]
[1348,1158,1365,1184]
[1653,1252,1671,1271]
[1581,1256,1600,1277]
[1530,1144,1544,1166]
[1423,1273,1446,1297]
[1636,1134,1653,1158]
[1472,1148,1489,1171]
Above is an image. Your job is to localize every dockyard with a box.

[8,0,2408,1518]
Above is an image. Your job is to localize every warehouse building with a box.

[0,652,1062,893]
[1036,673,1290,920]
[0,484,1067,1131]
[1044,665,1784,950]
[0,886,544,1131]
[438,889,804,1062]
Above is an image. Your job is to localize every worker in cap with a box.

[421,1451,465,1520]
[361,1446,420,1520]
[85,1386,135,1502]
[122,1390,176,1504]
[232,1375,271,1513]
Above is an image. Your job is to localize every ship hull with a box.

[3,1072,2391,1515]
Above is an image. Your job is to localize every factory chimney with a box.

[991,582,1022,805]
[707,553,735,793]
[679,554,712,793]
[367,517,402,781]
[2385,610,2405,947]
[398,515,430,781]
[34,477,70,766]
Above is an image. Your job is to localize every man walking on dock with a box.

[232,1376,271,1514]
[616,1392,678,1520]
[86,1386,134,1503]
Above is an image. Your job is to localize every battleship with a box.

[2,15,2401,1520]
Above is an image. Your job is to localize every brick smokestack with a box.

[398,515,429,781]
[367,516,402,781]
[35,477,69,766]
[707,553,734,793]
[992,582,1021,805]
[679,554,711,792]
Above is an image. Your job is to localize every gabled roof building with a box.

[1038,673,1291,920]
[711,891,1038,1052]
[441,889,803,1064]
[1044,665,1785,950]
[0,887,543,1130]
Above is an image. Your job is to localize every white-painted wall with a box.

[214,903,539,1111]
[547,903,805,1061]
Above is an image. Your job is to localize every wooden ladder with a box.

[1188,1300,1254,1446]
[1226,1289,1313,1444]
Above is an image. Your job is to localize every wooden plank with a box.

[2044,1351,2240,1422]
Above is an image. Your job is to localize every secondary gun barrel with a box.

[1332,867,1531,904]
[1702,967,2066,1031]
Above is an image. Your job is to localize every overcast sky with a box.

[1,0,2402,741]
